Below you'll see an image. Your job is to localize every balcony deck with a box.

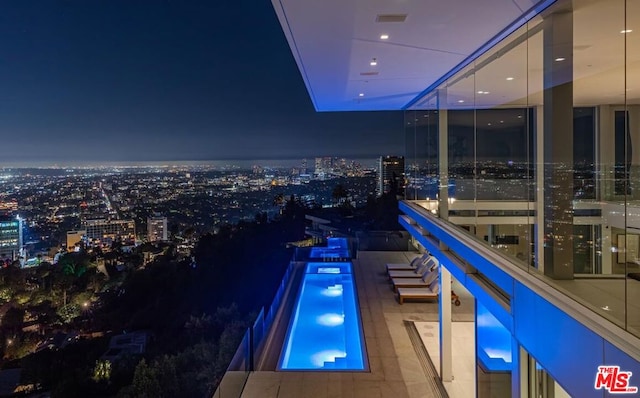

[239,251,474,398]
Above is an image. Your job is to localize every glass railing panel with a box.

[214,329,251,398]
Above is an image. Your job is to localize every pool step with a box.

[323,356,348,369]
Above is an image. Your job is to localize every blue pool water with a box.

[279,262,366,370]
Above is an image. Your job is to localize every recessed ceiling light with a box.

[370,58,377,66]
[358,93,364,97]
[518,115,523,118]
[506,77,514,81]
[380,34,389,40]
[458,100,465,103]
[621,29,633,34]
[476,91,490,95]
[487,123,492,126]
[555,57,566,62]
[500,120,504,123]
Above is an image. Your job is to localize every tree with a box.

[185,313,212,343]
[129,359,162,397]
[332,184,349,204]
[92,359,112,382]
[55,253,90,306]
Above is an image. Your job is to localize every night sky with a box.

[0,1,404,164]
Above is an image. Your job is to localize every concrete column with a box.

[439,266,452,382]
[511,343,533,398]
[534,106,545,273]
[438,89,449,221]
[542,10,574,279]
[511,340,523,398]
[487,224,496,246]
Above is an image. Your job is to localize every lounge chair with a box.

[388,257,437,279]
[397,284,461,306]
[391,265,439,292]
[397,278,440,304]
[385,252,429,272]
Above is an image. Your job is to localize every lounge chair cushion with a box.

[422,267,439,285]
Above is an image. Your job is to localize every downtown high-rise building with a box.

[377,155,405,197]
[147,214,168,242]
[0,215,22,263]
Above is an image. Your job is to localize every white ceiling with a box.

[412,0,640,109]
[271,0,544,111]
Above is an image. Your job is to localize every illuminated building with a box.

[66,230,86,252]
[83,219,136,247]
[0,201,18,212]
[0,215,22,263]
[378,156,405,197]
[147,214,168,242]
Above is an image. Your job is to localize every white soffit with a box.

[271,0,543,111]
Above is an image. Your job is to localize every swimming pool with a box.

[278,262,366,370]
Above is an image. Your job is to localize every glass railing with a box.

[403,199,640,341]
[212,260,295,398]
[212,330,250,398]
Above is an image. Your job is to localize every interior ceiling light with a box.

[380,34,389,40]
[621,29,633,34]
[370,58,377,66]
[506,77,514,81]
[555,57,566,62]
[458,100,465,103]
[358,93,364,97]
[477,91,490,95]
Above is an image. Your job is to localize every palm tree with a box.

[56,254,89,306]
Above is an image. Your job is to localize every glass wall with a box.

[405,107,438,201]
[405,0,640,337]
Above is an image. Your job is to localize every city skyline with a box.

[0,1,404,163]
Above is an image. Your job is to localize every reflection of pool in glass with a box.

[476,301,512,371]
[309,247,350,259]
[327,237,348,249]
[279,262,366,370]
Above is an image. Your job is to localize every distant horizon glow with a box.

[0,156,381,170]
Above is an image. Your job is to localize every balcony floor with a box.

[240,251,474,398]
